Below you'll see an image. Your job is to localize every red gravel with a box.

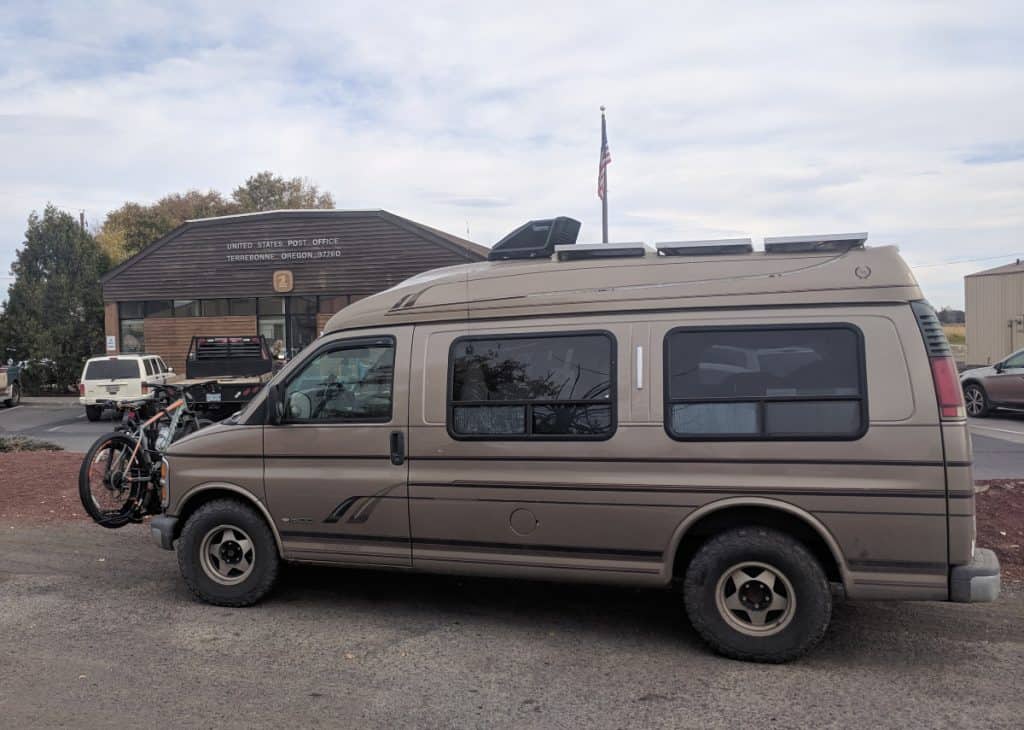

[0,451,90,525]
[1,451,1022,583]
[975,480,1024,584]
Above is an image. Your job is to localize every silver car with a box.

[960,348,1024,417]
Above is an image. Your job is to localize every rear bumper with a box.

[150,515,178,550]
[950,548,1001,603]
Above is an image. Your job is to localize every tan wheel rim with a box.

[714,561,796,637]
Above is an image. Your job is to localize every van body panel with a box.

[162,243,1000,616]
[261,326,413,567]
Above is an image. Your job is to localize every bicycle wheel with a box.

[78,433,147,528]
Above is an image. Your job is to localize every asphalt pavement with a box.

[0,523,1021,728]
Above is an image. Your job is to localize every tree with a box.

[231,171,335,212]
[1,206,108,389]
[96,174,335,265]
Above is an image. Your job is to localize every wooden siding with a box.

[102,211,483,302]
[143,316,257,373]
[104,303,118,351]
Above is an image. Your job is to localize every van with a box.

[79,353,173,421]
[151,226,1000,662]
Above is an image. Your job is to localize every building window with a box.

[663,325,867,441]
[259,297,285,315]
[448,332,616,440]
[229,298,257,316]
[144,300,173,318]
[202,299,230,317]
[119,301,144,319]
[120,319,144,352]
[173,299,200,317]
[319,295,350,314]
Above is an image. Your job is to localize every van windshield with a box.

[85,359,140,380]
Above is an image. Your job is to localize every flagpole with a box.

[601,106,609,243]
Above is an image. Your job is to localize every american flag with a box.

[598,110,611,201]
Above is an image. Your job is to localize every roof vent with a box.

[656,238,753,257]
[555,243,647,262]
[764,232,867,254]
[488,217,581,261]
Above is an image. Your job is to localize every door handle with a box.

[389,431,405,466]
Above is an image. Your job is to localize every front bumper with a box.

[150,514,178,550]
[950,548,1001,602]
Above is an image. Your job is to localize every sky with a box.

[1,1,1022,309]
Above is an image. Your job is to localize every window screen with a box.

[449,332,615,439]
[664,326,866,440]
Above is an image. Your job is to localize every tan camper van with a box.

[151,222,1000,662]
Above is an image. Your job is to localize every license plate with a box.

[206,393,221,402]
[105,385,120,394]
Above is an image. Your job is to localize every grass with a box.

[0,436,64,453]
[944,324,966,345]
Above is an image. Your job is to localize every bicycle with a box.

[78,382,213,528]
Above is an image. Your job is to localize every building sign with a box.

[106,335,117,352]
[225,237,343,263]
[273,270,294,293]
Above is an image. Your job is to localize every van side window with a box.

[664,325,866,440]
[448,332,615,439]
[282,340,395,423]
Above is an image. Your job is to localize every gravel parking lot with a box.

[0,523,1022,729]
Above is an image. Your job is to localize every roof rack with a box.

[656,238,753,257]
[764,232,867,254]
[555,243,647,262]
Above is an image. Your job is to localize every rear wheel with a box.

[78,433,146,528]
[683,527,831,663]
[177,499,280,606]
[963,383,990,417]
[4,382,19,407]
[85,405,103,422]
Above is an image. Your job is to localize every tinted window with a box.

[229,298,258,316]
[259,297,285,315]
[120,320,144,352]
[119,301,144,319]
[449,333,615,439]
[85,359,142,380]
[202,299,230,317]
[1002,350,1024,369]
[173,300,199,317]
[283,341,394,422]
[145,300,172,318]
[665,326,865,440]
[143,358,155,375]
[319,295,349,314]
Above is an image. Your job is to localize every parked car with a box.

[148,225,1000,663]
[0,359,22,407]
[960,348,1024,417]
[79,353,174,421]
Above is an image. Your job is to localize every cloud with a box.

[1,0,1022,310]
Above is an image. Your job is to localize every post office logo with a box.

[273,270,294,293]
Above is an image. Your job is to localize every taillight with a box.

[78,383,85,396]
[141,382,149,395]
[929,356,965,419]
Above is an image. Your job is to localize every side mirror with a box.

[267,383,285,425]
[167,366,175,373]
[994,362,1005,374]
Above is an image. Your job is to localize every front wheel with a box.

[683,527,832,663]
[177,499,280,606]
[78,433,147,528]
[963,383,991,418]
[4,382,20,407]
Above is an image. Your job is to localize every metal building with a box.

[965,259,1024,366]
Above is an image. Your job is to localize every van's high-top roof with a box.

[325,242,922,333]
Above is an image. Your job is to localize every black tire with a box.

[963,382,991,418]
[683,527,831,663]
[4,382,20,407]
[78,433,144,528]
[85,405,103,422]
[177,499,280,607]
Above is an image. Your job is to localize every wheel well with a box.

[672,506,842,583]
[174,488,276,547]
